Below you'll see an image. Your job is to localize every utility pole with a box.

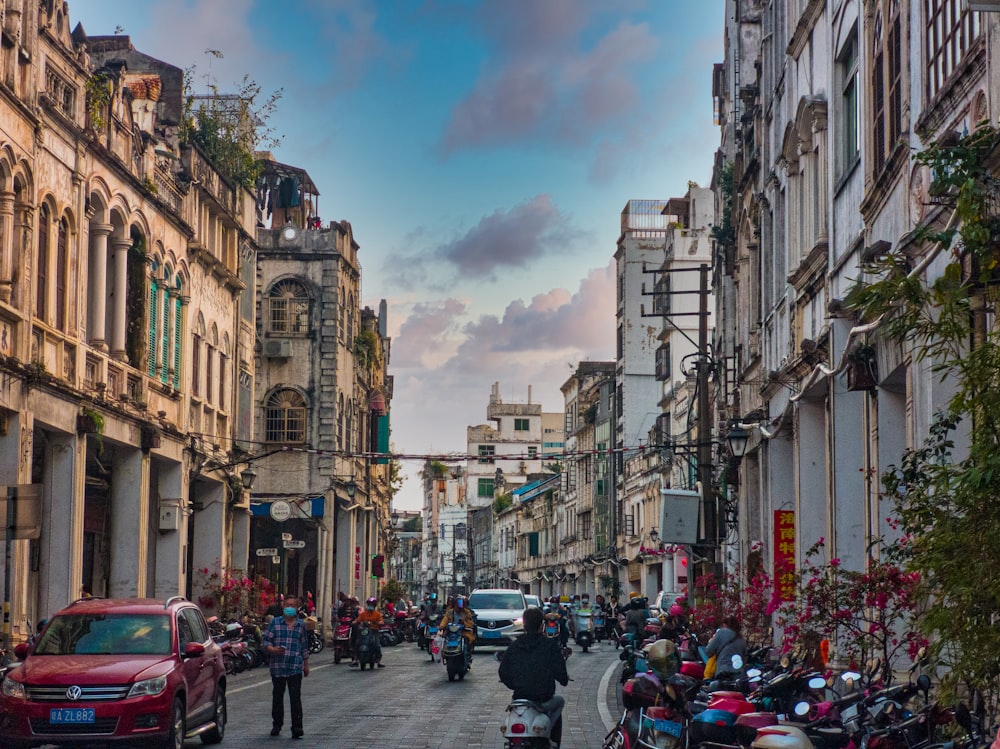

[696,264,716,559]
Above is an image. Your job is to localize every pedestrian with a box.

[262,595,310,739]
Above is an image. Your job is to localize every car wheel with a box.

[223,653,236,675]
[161,697,186,749]
[200,686,227,744]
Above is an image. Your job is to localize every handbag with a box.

[704,653,718,679]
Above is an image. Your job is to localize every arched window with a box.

[55,217,69,331]
[265,389,307,443]
[268,279,310,333]
[35,204,49,320]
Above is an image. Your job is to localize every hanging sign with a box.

[773,510,796,601]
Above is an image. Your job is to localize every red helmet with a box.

[669,604,685,617]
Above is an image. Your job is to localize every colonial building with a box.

[250,163,393,629]
[0,2,256,641]
[712,0,994,583]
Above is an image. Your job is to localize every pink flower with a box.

[830,558,841,567]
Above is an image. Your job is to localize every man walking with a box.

[263,595,310,739]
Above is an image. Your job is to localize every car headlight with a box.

[514,617,523,627]
[127,676,167,698]
[2,676,26,699]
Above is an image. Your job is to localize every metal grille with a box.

[26,684,130,701]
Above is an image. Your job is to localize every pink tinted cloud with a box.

[391,298,468,369]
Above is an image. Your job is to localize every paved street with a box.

[209,638,622,748]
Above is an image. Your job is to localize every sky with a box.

[69,0,723,510]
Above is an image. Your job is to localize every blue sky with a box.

[70,1,722,509]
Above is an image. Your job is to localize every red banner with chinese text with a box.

[773,510,796,601]
[354,546,361,582]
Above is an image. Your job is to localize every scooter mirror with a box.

[794,702,811,717]
[808,676,827,690]
[841,671,861,683]
[746,668,763,680]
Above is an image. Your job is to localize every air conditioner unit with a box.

[968,0,1000,11]
[263,339,292,358]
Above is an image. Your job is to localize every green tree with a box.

[380,578,407,605]
[845,124,1000,701]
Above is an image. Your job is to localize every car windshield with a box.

[468,592,524,611]
[34,614,172,656]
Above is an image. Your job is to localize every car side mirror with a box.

[14,643,30,660]
[183,641,206,658]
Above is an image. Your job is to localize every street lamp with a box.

[726,424,751,462]
[649,528,659,546]
[239,465,257,491]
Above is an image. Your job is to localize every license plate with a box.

[652,719,683,737]
[482,629,502,639]
[50,708,96,724]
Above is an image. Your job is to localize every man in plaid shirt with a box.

[263,595,311,739]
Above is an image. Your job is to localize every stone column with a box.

[109,236,131,361]
[191,481,226,599]
[87,223,112,351]
[109,448,150,596]
[0,190,14,303]
[154,461,187,599]
[39,434,84,617]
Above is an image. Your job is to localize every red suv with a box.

[0,596,227,749]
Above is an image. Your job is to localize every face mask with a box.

[283,607,296,618]
[457,601,464,609]
[367,605,375,611]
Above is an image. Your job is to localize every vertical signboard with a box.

[773,510,796,601]
[354,545,361,582]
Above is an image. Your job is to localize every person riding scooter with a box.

[499,606,570,749]
[439,595,476,668]
[350,597,385,668]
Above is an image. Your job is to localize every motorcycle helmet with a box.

[668,603,685,617]
[645,638,680,680]
[428,593,437,601]
[366,596,377,609]
[225,622,243,639]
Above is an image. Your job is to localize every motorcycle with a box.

[442,622,470,682]
[572,608,595,652]
[307,616,325,653]
[355,624,380,671]
[332,616,353,664]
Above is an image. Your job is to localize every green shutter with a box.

[376,415,389,464]
[148,281,158,376]
[160,292,170,383]
[529,532,539,557]
[173,298,182,389]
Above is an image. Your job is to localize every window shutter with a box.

[160,292,170,383]
[148,281,158,377]
[376,415,390,464]
[173,298,182,388]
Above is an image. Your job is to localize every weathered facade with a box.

[251,187,393,632]
[712,0,996,583]
[0,2,256,641]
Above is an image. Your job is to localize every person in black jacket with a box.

[499,606,570,748]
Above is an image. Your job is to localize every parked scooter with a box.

[442,622,470,682]
[332,616,353,664]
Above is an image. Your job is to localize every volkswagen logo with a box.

[65,686,82,701]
